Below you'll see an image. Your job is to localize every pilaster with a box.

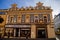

[31,24,36,38]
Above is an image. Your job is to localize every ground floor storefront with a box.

[3,24,47,38]
[0,24,56,40]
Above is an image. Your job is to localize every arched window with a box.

[34,16,39,23]
[44,16,47,23]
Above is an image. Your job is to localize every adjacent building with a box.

[0,2,55,39]
[54,13,60,34]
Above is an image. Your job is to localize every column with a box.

[18,29,20,37]
[14,29,16,37]
[31,24,36,38]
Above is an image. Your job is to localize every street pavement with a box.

[56,35,60,40]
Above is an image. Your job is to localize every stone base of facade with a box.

[0,38,56,40]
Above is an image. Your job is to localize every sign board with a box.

[5,25,30,28]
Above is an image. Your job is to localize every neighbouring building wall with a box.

[54,13,60,34]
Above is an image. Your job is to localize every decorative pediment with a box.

[9,4,19,11]
[11,4,17,8]
[35,2,44,10]
[36,2,43,7]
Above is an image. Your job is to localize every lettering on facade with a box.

[5,25,30,28]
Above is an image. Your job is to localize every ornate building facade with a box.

[0,2,55,39]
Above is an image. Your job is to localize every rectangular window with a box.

[7,15,10,23]
[34,16,39,23]
[26,15,30,23]
[14,15,17,23]
[10,17,13,23]
[21,14,25,23]
[47,14,50,22]
[30,14,34,23]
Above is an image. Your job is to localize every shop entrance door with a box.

[15,28,19,37]
[37,30,46,38]
[20,29,31,38]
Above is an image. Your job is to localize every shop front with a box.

[4,24,47,39]
[36,24,47,38]
[4,25,31,38]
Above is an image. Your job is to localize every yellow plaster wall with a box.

[47,25,56,38]
[31,24,36,38]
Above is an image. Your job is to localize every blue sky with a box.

[0,0,60,18]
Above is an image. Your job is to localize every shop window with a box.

[4,32,7,36]
[4,29,14,38]
[20,29,31,38]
